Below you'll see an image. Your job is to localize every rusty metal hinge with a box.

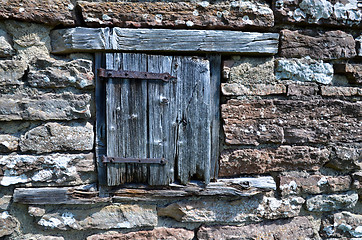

[102,156,167,165]
[98,68,176,82]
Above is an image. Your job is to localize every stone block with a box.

[223,57,275,85]
[222,99,361,145]
[18,235,64,240]
[280,30,356,60]
[0,153,95,186]
[276,58,334,84]
[197,216,317,240]
[0,60,27,86]
[28,58,94,89]
[287,83,319,96]
[327,146,362,171]
[306,191,358,212]
[273,0,362,28]
[0,195,11,210]
[0,28,14,57]
[221,83,286,96]
[78,1,274,29]
[86,228,194,240]
[219,146,329,176]
[357,35,362,57]
[280,173,352,196]
[0,92,91,121]
[321,212,362,238]
[0,211,18,238]
[35,204,157,230]
[0,0,75,26]
[20,122,94,153]
[0,135,18,152]
[321,86,362,96]
[158,195,304,223]
[334,63,362,84]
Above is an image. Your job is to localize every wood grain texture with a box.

[51,27,279,54]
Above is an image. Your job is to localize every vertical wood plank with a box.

[208,55,221,181]
[147,55,177,185]
[176,57,211,184]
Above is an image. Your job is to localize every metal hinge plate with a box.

[98,68,176,82]
[102,156,167,165]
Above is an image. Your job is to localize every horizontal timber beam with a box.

[51,27,279,55]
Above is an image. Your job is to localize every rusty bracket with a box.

[98,68,176,82]
[102,156,167,165]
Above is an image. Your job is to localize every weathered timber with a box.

[13,188,109,205]
[51,27,279,54]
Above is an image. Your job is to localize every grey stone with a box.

[0,92,91,121]
[0,195,11,210]
[221,83,286,96]
[197,216,318,240]
[306,191,359,212]
[0,28,14,57]
[357,35,362,57]
[36,204,157,230]
[321,212,362,238]
[0,211,18,237]
[0,153,95,186]
[19,235,64,240]
[218,177,276,191]
[28,58,94,89]
[321,86,362,96]
[327,146,362,171]
[158,196,304,223]
[276,58,334,84]
[20,122,94,153]
[0,60,27,85]
[0,135,18,152]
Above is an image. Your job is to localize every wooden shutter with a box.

[104,53,217,186]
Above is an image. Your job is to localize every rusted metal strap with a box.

[98,68,175,82]
[102,156,167,165]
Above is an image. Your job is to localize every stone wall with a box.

[0,0,361,239]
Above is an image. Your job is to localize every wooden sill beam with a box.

[50,27,279,55]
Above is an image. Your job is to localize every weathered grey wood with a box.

[13,188,109,205]
[176,57,211,184]
[51,27,279,54]
[208,55,221,180]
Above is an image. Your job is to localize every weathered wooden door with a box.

[101,53,219,186]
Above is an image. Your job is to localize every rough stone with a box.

[223,57,275,85]
[197,216,317,240]
[0,0,75,26]
[78,1,274,29]
[36,204,157,230]
[86,228,194,240]
[0,153,95,186]
[222,99,362,145]
[221,83,286,96]
[321,86,362,96]
[334,63,362,84]
[280,173,352,196]
[306,191,358,212]
[0,195,11,210]
[0,28,14,57]
[287,83,319,96]
[28,58,94,89]
[4,21,51,62]
[0,92,91,121]
[218,176,277,191]
[357,35,362,57]
[0,211,18,238]
[0,134,18,152]
[322,212,362,238]
[273,0,362,27]
[276,58,334,84]
[219,146,329,176]
[327,146,362,171]
[280,30,356,60]
[19,235,64,240]
[20,122,94,153]
[0,60,27,86]
[158,195,304,223]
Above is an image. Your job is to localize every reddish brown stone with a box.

[86,228,194,240]
[287,83,318,96]
[78,1,274,29]
[334,63,362,84]
[273,0,362,28]
[197,217,317,240]
[0,0,75,26]
[280,174,352,196]
[219,146,329,176]
[280,30,356,60]
[222,99,362,145]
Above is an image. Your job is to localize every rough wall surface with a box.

[0,0,361,239]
